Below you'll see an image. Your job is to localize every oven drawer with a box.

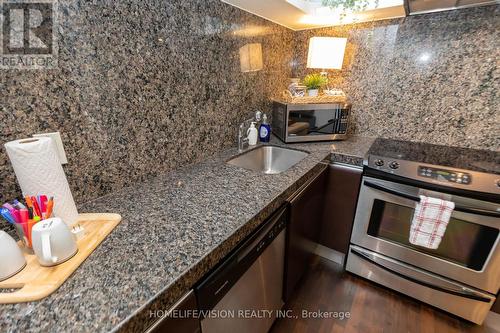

[346,245,496,325]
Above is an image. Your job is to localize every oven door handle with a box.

[350,248,492,303]
[363,180,500,218]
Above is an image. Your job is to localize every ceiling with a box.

[221,0,499,30]
[221,0,406,30]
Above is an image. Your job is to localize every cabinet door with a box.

[319,164,362,254]
[284,166,327,302]
[146,290,200,333]
[492,297,500,314]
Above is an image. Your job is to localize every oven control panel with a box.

[366,155,499,194]
[418,166,471,185]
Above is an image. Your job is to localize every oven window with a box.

[288,108,348,137]
[367,199,499,271]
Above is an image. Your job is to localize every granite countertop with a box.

[0,135,374,333]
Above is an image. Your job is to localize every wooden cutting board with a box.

[0,213,122,304]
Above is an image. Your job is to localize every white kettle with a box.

[0,230,26,281]
[32,218,78,266]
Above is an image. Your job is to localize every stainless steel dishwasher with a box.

[195,206,287,333]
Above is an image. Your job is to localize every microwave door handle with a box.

[363,181,500,218]
[349,248,492,303]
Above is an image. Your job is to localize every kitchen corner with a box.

[1,0,499,332]
[0,136,374,332]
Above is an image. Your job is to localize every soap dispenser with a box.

[247,122,258,146]
[259,114,271,143]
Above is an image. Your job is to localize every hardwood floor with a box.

[271,256,498,333]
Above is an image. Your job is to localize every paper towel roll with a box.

[4,137,79,226]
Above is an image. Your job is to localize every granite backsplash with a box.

[293,5,500,151]
[0,0,294,205]
[1,2,498,219]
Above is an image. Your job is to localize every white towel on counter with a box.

[409,195,455,249]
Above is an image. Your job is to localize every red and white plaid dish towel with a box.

[409,195,455,249]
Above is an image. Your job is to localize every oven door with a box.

[351,176,500,294]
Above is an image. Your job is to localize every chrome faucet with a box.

[238,111,262,152]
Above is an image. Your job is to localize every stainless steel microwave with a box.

[271,101,351,143]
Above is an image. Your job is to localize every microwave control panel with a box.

[418,166,471,185]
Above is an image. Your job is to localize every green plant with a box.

[303,74,328,90]
[309,0,379,14]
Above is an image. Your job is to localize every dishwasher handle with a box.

[236,210,285,262]
[195,206,287,313]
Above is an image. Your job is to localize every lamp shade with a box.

[306,37,347,69]
[239,43,263,72]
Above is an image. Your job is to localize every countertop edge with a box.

[111,159,330,333]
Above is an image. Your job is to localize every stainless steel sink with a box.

[227,145,308,174]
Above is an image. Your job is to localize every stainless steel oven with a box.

[346,139,500,325]
[271,101,351,143]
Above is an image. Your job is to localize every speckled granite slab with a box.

[368,138,500,174]
[0,0,294,205]
[277,136,374,167]
[0,137,372,333]
[293,5,500,151]
[2,2,499,238]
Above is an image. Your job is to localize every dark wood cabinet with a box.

[146,291,200,333]
[492,297,500,314]
[284,166,327,302]
[319,163,363,254]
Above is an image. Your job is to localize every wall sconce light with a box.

[306,36,347,93]
[307,36,347,74]
[239,43,263,73]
